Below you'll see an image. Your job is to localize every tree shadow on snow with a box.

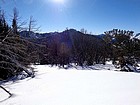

[58,64,100,70]
[0,93,16,103]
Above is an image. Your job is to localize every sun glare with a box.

[52,0,65,4]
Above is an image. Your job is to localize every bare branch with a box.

[0,29,12,44]
[28,16,40,36]
[0,86,12,96]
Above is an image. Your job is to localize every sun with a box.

[45,0,67,5]
[52,0,65,4]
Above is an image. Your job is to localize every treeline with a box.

[32,29,108,67]
[34,28,140,71]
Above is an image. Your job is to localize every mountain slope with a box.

[20,29,111,65]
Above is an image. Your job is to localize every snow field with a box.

[1,65,140,105]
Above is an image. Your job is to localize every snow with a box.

[135,35,140,39]
[1,64,140,105]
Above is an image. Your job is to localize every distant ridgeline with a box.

[20,29,107,65]
[20,29,140,72]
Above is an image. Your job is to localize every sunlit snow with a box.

[1,64,140,105]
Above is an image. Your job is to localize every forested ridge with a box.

[22,28,140,71]
[0,7,140,82]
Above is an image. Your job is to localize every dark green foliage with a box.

[104,29,140,71]
[0,9,35,80]
[0,10,9,41]
[24,36,49,65]
[0,31,35,79]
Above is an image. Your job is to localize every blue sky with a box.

[1,0,140,34]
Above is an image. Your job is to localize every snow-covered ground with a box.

[1,64,140,105]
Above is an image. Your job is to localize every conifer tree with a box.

[0,8,35,80]
[104,29,139,71]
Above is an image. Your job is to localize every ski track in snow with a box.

[1,64,140,105]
